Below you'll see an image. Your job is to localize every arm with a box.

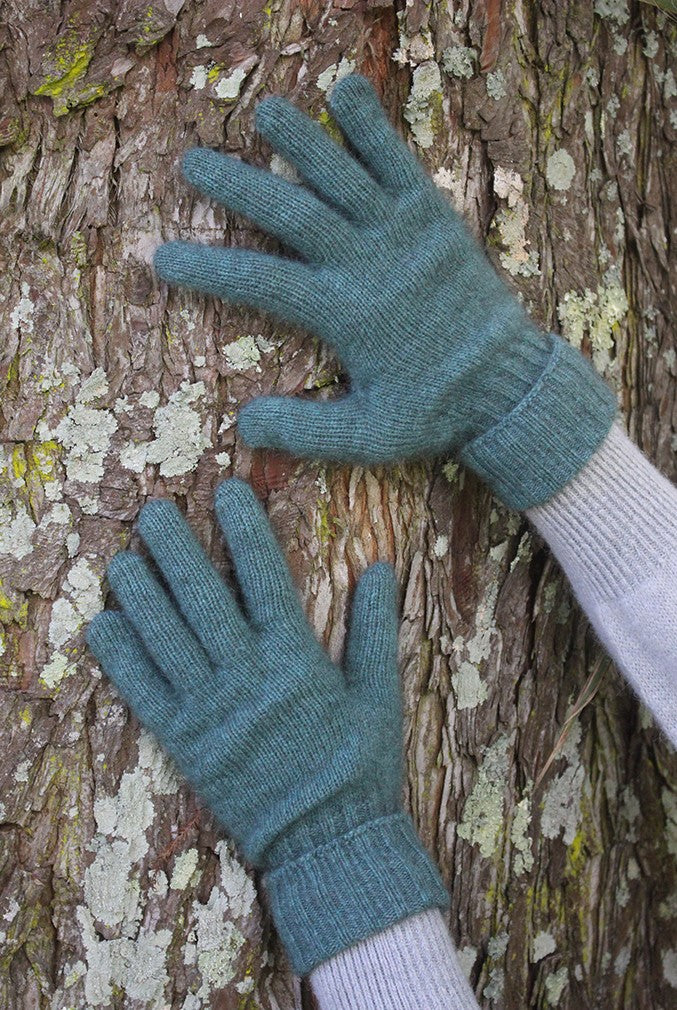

[87,479,476,1006]
[527,424,677,746]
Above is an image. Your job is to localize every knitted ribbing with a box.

[311,908,479,1010]
[528,424,677,602]
[154,73,616,510]
[87,478,448,975]
[266,813,448,976]
[528,424,677,744]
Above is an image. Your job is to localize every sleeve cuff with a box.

[311,908,479,1009]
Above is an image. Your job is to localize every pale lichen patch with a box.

[9,282,35,333]
[511,793,534,875]
[77,907,172,1008]
[433,534,448,559]
[662,949,677,988]
[0,504,36,560]
[190,65,208,90]
[442,46,477,79]
[433,167,465,212]
[186,840,257,997]
[223,335,263,372]
[214,67,247,101]
[486,70,507,100]
[140,390,160,409]
[492,167,541,277]
[41,652,75,690]
[404,62,443,149]
[76,739,181,1005]
[45,368,118,485]
[270,153,301,184]
[546,149,576,192]
[170,848,200,890]
[452,661,488,710]
[532,930,556,961]
[483,931,509,1000]
[47,557,103,651]
[593,0,629,26]
[494,167,524,207]
[458,736,509,857]
[317,57,356,95]
[457,945,478,977]
[558,278,628,370]
[120,382,211,478]
[540,723,585,846]
[545,965,569,1003]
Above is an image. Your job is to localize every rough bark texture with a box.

[0,1,676,1008]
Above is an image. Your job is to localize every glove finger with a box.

[328,74,426,195]
[137,500,252,665]
[182,147,351,262]
[154,244,326,333]
[106,551,213,693]
[345,563,401,717]
[214,478,303,629]
[255,95,391,223]
[87,611,178,734]
[237,394,377,462]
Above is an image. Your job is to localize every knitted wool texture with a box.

[86,478,448,975]
[154,74,616,510]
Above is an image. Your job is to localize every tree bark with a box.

[0,1,675,1008]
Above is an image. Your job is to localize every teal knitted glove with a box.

[154,74,616,510]
[86,478,448,974]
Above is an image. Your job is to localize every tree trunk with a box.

[1,1,675,1007]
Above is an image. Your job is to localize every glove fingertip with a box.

[85,610,123,657]
[364,560,396,589]
[237,397,274,445]
[255,94,289,135]
[153,242,183,281]
[214,475,257,515]
[357,562,397,611]
[182,146,211,185]
[138,498,181,540]
[329,72,377,113]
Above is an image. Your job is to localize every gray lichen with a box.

[404,62,443,149]
[442,46,477,80]
[458,737,509,857]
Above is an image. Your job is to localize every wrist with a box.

[264,810,449,975]
[460,332,617,510]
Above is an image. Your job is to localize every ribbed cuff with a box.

[527,423,677,604]
[460,333,617,510]
[311,908,479,1010]
[264,812,449,976]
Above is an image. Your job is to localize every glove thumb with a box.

[238,394,374,462]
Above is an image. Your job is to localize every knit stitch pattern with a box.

[154,74,616,510]
[86,478,448,975]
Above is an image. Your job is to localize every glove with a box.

[86,478,448,974]
[154,74,616,511]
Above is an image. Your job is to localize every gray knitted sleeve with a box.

[311,908,479,1009]
[528,423,677,746]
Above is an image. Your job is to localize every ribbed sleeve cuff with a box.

[460,333,617,510]
[311,908,479,1010]
[264,812,449,976]
[527,423,677,604]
